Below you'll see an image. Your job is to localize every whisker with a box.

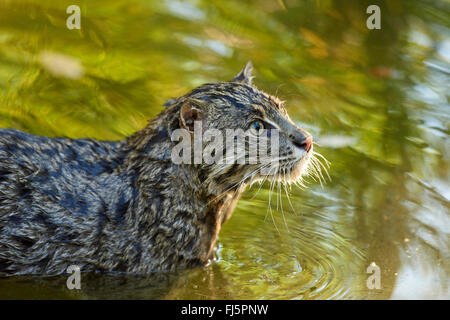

[282,168,296,213]
[312,152,331,181]
[266,166,280,234]
[310,157,325,187]
[277,172,289,232]
[206,164,266,204]
[312,151,331,167]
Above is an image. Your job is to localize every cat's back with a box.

[0,128,133,275]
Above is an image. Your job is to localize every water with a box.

[0,0,448,299]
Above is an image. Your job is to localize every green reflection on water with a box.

[0,0,448,299]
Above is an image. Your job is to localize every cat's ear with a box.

[232,61,254,84]
[179,100,205,131]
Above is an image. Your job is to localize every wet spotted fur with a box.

[0,62,316,275]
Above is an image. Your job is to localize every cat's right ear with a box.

[179,100,204,132]
[232,61,254,84]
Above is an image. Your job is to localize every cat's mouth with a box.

[268,145,330,187]
[218,145,329,193]
[247,149,311,185]
[293,147,330,187]
[285,152,312,182]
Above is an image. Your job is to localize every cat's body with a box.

[0,63,314,276]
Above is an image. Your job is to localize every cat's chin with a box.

[285,153,312,183]
[247,152,312,185]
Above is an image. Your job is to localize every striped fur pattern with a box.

[0,62,325,275]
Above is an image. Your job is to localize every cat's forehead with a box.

[188,82,284,114]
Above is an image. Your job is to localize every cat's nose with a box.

[292,132,313,152]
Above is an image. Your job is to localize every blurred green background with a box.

[0,0,448,299]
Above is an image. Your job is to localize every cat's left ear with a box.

[232,61,253,84]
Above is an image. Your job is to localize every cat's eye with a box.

[250,120,264,132]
